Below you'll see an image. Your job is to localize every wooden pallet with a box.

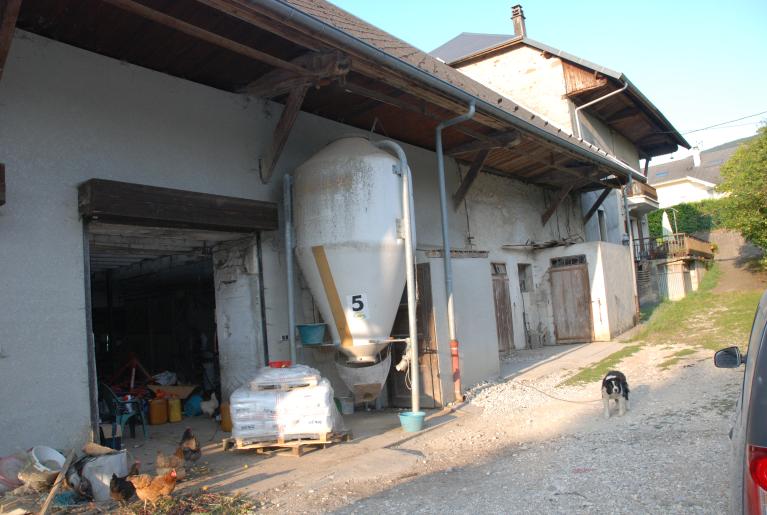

[223,431,352,457]
[250,377,319,391]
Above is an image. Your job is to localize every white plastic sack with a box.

[68,451,128,502]
[249,365,321,390]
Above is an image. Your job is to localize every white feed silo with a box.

[293,137,406,371]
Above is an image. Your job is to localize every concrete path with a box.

[500,341,624,382]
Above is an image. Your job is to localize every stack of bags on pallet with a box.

[230,365,345,442]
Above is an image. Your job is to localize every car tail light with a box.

[747,445,767,515]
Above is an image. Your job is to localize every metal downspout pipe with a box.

[373,140,420,414]
[284,175,298,366]
[435,101,476,403]
[574,82,629,140]
[622,175,641,322]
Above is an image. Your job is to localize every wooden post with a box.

[452,149,489,209]
[541,182,576,225]
[38,450,76,515]
[260,85,309,183]
[0,0,22,82]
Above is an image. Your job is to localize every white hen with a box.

[200,392,218,417]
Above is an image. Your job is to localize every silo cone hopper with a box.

[293,137,408,403]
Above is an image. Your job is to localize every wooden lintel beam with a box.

[260,85,309,183]
[446,131,520,156]
[0,0,22,82]
[452,149,489,209]
[541,179,586,225]
[582,188,612,223]
[244,50,351,98]
[100,0,308,75]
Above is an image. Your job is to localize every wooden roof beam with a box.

[101,0,309,75]
[259,84,309,183]
[582,187,612,223]
[541,181,576,225]
[446,131,520,157]
[243,50,351,98]
[0,0,21,82]
[452,149,489,209]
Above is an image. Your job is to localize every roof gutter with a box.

[252,0,646,183]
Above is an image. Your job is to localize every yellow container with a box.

[149,399,168,425]
[168,398,182,423]
[220,402,233,433]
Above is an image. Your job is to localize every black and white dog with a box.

[601,370,630,418]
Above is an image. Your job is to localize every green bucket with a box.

[297,323,326,345]
[398,411,426,432]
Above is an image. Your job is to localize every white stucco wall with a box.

[0,31,368,454]
[655,180,721,208]
[456,46,573,132]
[0,31,640,452]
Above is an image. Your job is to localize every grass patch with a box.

[559,262,762,387]
[658,348,697,370]
[560,344,641,386]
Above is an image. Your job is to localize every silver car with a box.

[715,290,767,514]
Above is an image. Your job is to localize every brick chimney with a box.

[511,5,527,37]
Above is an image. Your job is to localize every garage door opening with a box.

[87,223,251,417]
[79,179,278,437]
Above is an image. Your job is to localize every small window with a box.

[518,263,533,292]
[597,209,608,242]
[655,171,669,177]
[551,255,586,268]
[491,263,507,275]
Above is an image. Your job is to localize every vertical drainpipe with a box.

[435,101,476,403]
[284,175,297,366]
[372,140,420,414]
[622,175,640,323]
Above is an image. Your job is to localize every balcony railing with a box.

[633,233,714,261]
[628,181,658,201]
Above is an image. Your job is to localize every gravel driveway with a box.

[328,344,740,514]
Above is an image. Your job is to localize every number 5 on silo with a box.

[347,293,368,320]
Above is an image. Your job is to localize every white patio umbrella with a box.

[661,210,674,237]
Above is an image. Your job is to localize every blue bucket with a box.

[398,411,426,432]
[297,323,327,345]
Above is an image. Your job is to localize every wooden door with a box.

[388,263,443,408]
[491,263,514,356]
[549,257,593,344]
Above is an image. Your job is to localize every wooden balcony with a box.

[633,233,714,261]
[627,181,659,215]
[629,181,658,201]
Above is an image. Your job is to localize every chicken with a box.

[128,469,177,510]
[109,461,140,503]
[200,392,219,417]
[179,427,202,463]
[155,447,186,480]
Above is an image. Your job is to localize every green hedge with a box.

[647,198,727,238]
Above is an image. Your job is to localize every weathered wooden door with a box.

[549,257,593,344]
[389,263,443,408]
[491,263,514,356]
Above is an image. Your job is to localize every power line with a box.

[653,109,767,135]
[682,110,767,135]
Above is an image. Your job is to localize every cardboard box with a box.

[147,384,197,400]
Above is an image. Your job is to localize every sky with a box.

[328,0,767,163]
